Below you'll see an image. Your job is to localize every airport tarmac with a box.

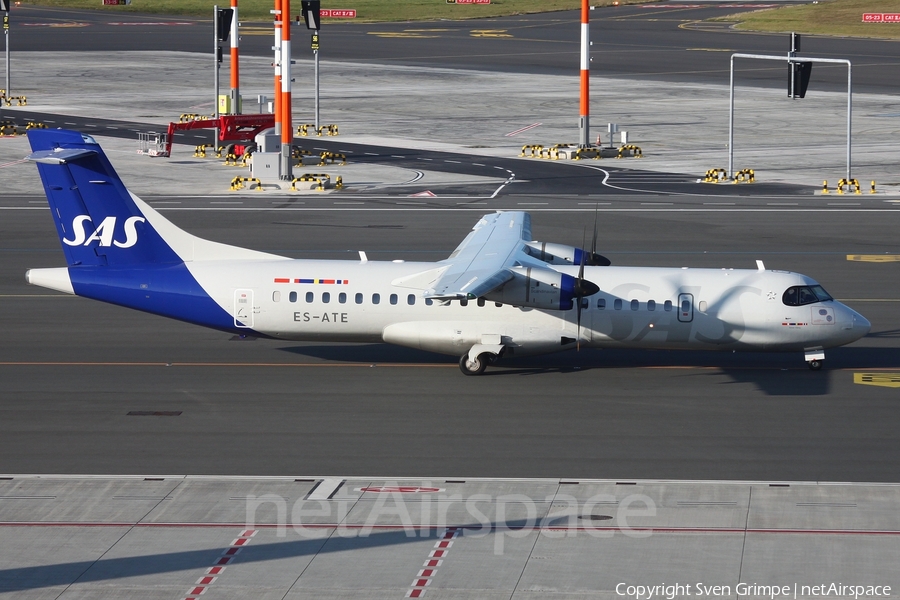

[2,10,900,597]
[2,476,900,599]
[3,51,900,192]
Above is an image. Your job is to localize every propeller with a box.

[574,228,600,351]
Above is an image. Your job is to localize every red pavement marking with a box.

[404,528,460,598]
[182,529,257,600]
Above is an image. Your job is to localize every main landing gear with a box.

[459,352,490,376]
[459,343,505,376]
[805,349,825,371]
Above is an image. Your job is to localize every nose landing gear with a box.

[804,348,825,371]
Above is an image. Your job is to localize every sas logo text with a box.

[63,215,145,248]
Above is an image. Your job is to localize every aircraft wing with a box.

[426,212,533,299]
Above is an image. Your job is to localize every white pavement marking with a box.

[307,478,344,500]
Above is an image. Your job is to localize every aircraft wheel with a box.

[459,353,489,376]
[807,359,823,371]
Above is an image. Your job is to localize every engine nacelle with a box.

[524,241,610,266]
[483,267,577,310]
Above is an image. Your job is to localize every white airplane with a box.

[25,130,870,375]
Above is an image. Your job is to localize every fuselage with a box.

[178,258,870,357]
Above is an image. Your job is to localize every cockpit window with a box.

[783,285,833,306]
[810,285,833,302]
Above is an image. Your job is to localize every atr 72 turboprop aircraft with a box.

[25,130,870,375]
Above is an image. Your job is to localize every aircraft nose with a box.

[841,305,870,342]
[853,311,871,339]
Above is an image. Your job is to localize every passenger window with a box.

[390,294,398,305]
[273,291,281,302]
[425,298,433,306]
[306,291,313,303]
[664,300,673,312]
[647,300,655,311]
[408,294,416,305]
[355,293,363,304]
[477,298,485,307]
[597,298,606,309]
[631,299,639,311]
[339,292,347,304]
[698,300,707,312]
[372,293,380,305]
[495,302,503,308]
[289,291,297,303]
[460,298,468,307]
[322,292,330,304]
[614,299,622,310]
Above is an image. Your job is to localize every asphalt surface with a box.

[11,4,900,94]
[2,207,898,481]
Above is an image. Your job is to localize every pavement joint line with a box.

[1,522,899,535]
[0,361,891,373]
[6,475,900,486]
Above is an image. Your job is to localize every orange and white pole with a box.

[230,0,240,113]
[280,0,292,179]
[579,0,590,147]
[273,0,282,136]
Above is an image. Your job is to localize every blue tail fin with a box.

[28,129,182,267]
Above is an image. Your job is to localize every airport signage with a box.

[449,0,492,4]
[863,13,900,22]
[102,0,131,4]
[320,9,356,18]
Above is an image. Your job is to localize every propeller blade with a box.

[577,298,582,352]
[577,227,589,351]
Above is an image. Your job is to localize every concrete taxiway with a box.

[4,51,900,192]
[1,476,899,599]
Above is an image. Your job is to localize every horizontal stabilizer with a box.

[28,148,98,164]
